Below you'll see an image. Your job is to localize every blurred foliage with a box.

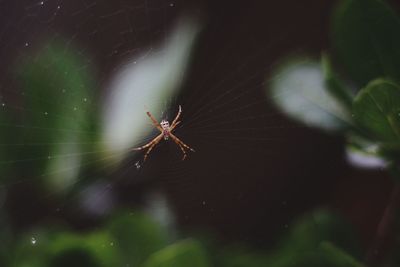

[268,0,400,266]
[217,210,362,267]
[108,213,168,265]
[7,212,161,267]
[332,0,400,86]
[16,41,99,191]
[0,209,363,267]
[319,242,365,267]
[269,58,352,132]
[269,0,400,168]
[353,80,400,144]
[321,54,353,111]
[2,0,400,266]
[143,239,210,267]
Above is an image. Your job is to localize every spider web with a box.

[0,0,345,247]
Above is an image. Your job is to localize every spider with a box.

[132,105,195,161]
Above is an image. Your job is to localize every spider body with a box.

[160,120,171,140]
[133,106,195,161]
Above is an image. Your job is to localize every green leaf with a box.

[353,79,400,143]
[268,58,352,132]
[16,41,98,192]
[12,229,55,267]
[108,213,168,265]
[218,210,362,267]
[386,161,400,183]
[272,210,361,267]
[217,245,274,267]
[142,239,210,267]
[13,228,120,267]
[322,54,354,110]
[281,210,360,256]
[48,247,101,267]
[319,241,365,267]
[49,231,120,267]
[333,0,400,85]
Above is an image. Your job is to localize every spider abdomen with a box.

[163,129,170,140]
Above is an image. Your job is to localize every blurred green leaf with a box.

[387,161,400,183]
[49,231,120,267]
[17,41,98,192]
[48,247,101,267]
[13,227,120,267]
[283,210,360,255]
[319,241,365,267]
[142,239,210,267]
[218,210,362,267]
[108,213,168,265]
[12,229,55,267]
[353,79,400,143]
[256,210,361,267]
[269,58,351,131]
[85,231,121,266]
[322,54,354,110]
[217,245,273,267]
[333,0,400,86]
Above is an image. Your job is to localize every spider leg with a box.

[146,110,163,131]
[174,140,187,160]
[132,133,163,151]
[171,105,182,128]
[143,137,162,161]
[170,133,195,152]
[170,121,181,131]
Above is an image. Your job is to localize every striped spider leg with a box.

[132,105,195,161]
[169,133,195,160]
[132,133,163,161]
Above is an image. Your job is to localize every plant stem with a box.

[365,183,400,266]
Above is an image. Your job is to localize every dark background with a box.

[0,0,398,250]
